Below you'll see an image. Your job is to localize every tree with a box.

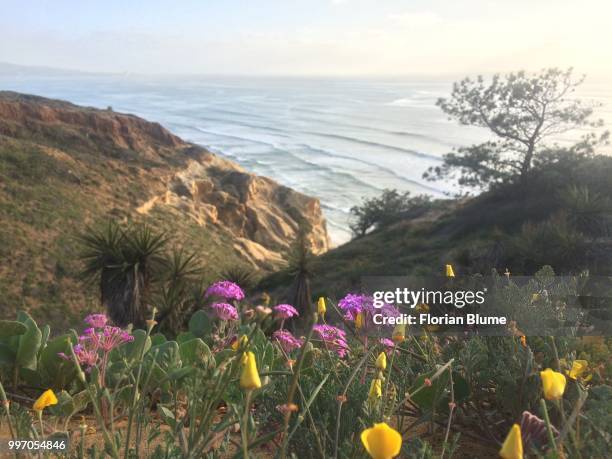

[349,189,431,237]
[424,68,608,189]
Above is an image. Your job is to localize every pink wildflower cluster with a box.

[273,329,303,354]
[313,324,349,358]
[59,314,133,372]
[338,293,399,333]
[205,281,245,301]
[84,313,108,328]
[338,293,370,320]
[211,302,239,321]
[273,304,299,320]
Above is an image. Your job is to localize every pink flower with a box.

[84,314,108,329]
[205,281,245,301]
[73,344,99,368]
[313,324,349,358]
[273,329,303,353]
[379,338,395,355]
[211,302,239,321]
[100,326,134,352]
[273,304,299,320]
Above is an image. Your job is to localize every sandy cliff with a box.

[0,91,329,268]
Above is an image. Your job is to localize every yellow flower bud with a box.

[375,352,387,371]
[392,323,406,343]
[499,424,523,459]
[33,389,58,412]
[368,378,382,401]
[445,264,455,277]
[360,422,402,459]
[540,368,566,400]
[567,360,590,381]
[240,352,262,390]
[317,297,326,316]
[231,334,249,351]
[355,312,364,330]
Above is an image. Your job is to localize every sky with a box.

[2,0,612,77]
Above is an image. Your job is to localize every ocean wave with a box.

[294,143,445,195]
[295,114,442,143]
[303,131,440,161]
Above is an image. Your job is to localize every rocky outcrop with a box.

[158,157,329,261]
[0,91,329,269]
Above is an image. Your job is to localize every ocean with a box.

[1,74,611,244]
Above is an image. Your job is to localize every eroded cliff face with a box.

[0,91,329,271]
[142,154,330,267]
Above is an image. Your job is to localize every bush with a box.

[349,189,434,237]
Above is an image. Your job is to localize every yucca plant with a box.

[218,264,259,291]
[285,226,315,321]
[79,222,204,329]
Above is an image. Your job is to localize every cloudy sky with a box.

[2,0,611,77]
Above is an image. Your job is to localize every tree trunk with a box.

[520,143,535,179]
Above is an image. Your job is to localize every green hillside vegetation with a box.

[0,94,263,328]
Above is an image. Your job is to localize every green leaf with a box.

[16,315,42,370]
[40,325,51,350]
[179,338,214,368]
[411,370,469,411]
[176,331,196,344]
[188,310,212,339]
[0,321,27,339]
[0,343,16,366]
[151,333,167,346]
[144,341,181,391]
[39,334,77,389]
[165,367,194,382]
[158,406,176,429]
[120,329,151,362]
[49,390,75,417]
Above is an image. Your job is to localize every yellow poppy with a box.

[375,352,387,371]
[499,424,523,459]
[360,422,402,459]
[240,352,262,390]
[33,389,58,412]
[540,368,566,400]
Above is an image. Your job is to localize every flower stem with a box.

[242,390,253,459]
[0,379,16,441]
[540,398,558,452]
[279,313,318,459]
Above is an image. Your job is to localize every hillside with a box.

[0,91,329,327]
[261,153,612,299]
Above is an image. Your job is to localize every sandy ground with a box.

[0,413,498,458]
